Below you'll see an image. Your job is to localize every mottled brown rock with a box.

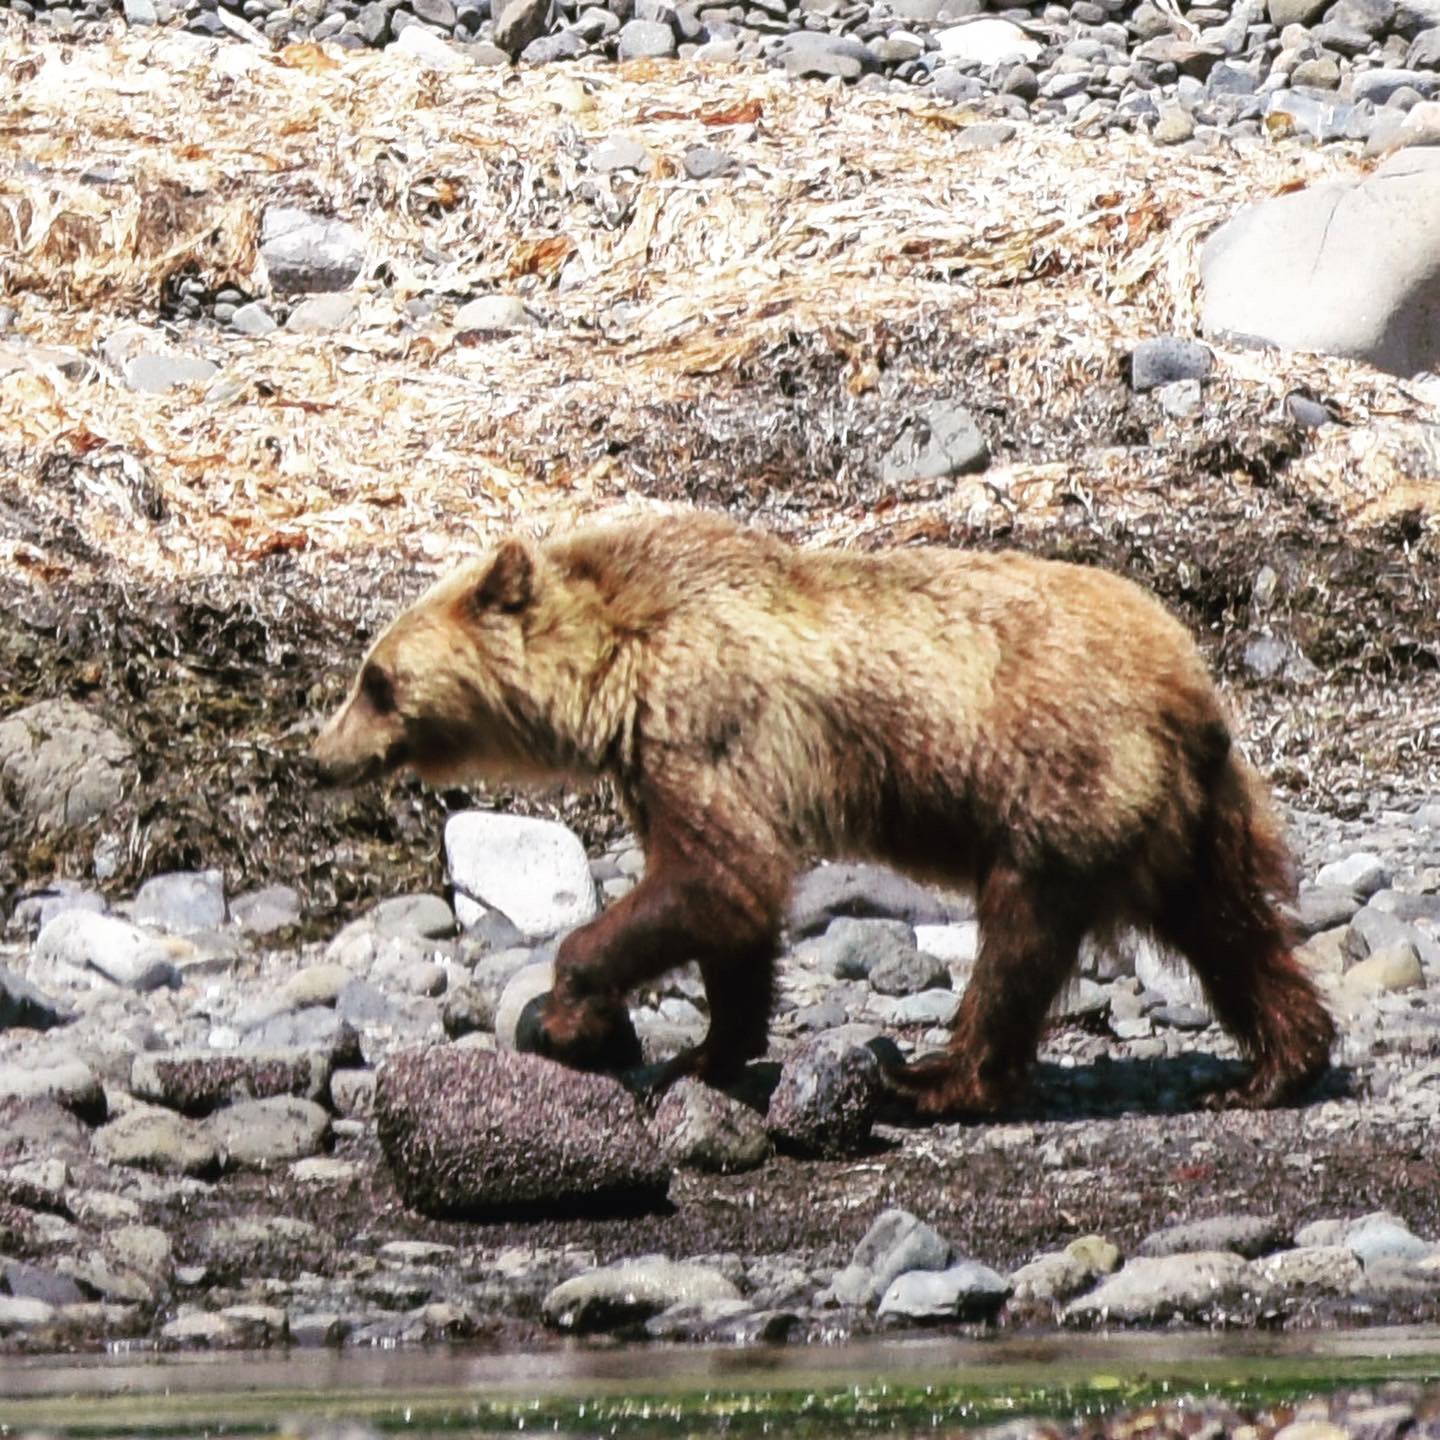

[377,1046,669,1218]
[131,1048,331,1116]
[766,1035,881,1158]
[652,1078,771,1174]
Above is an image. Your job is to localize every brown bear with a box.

[311,509,1335,1116]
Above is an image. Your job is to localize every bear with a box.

[310,509,1335,1117]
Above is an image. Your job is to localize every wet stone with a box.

[543,1257,741,1332]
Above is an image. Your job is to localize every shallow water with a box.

[5,1329,1440,1438]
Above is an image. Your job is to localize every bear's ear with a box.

[472,537,538,615]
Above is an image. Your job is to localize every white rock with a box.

[1200,149,1440,377]
[445,811,597,939]
[913,922,979,968]
[1316,852,1391,897]
[935,18,1042,65]
[32,911,184,991]
[1064,1252,1255,1323]
[393,22,466,68]
[454,294,532,331]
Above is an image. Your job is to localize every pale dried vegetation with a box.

[0,17,1437,877]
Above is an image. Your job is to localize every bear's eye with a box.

[362,664,397,716]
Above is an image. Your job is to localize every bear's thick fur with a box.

[312,510,1334,1115]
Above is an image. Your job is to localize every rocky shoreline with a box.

[1,780,1438,1355]
[7,0,1440,164]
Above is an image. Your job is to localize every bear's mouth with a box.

[310,736,411,788]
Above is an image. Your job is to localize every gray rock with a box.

[1345,1212,1437,1266]
[808,917,918,981]
[879,988,961,1026]
[1064,1251,1253,1323]
[788,863,966,937]
[260,207,366,295]
[442,980,496,1038]
[412,0,456,22]
[0,699,134,832]
[877,1261,1011,1322]
[881,402,989,483]
[32,912,182,992]
[286,294,356,334]
[444,812,597,939]
[544,1257,740,1332]
[1296,885,1364,934]
[1129,335,1213,391]
[0,968,72,1032]
[230,302,278,337]
[0,1058,103,1119]
[376,1047,668,1216]
[1352,67,1440,104]
[767,1034,882,1157]
[1136,1215,1288,1259]
[776,31,878,79]
[1347,904,1426,959]
[3,1260,87,1306]
[493,959,555,1049]
[454,294,532,332]
[521,27,586,60]
[131,1048,331,1116]
[683,145,737,179]
[588,137,652,173]
[652,1078,771,1173]
[209,1097,331,1169]
[245,1007,361,1066]
[618,16,677,54]
[10,880,107,937]
[831,1208,953,1306]
[198,1216,325,1276]
[229,885,302,935]
[1200,148,1440,377]
[92,1106,218,1177]
[122,0,158,22]
[123,353,218,394]
[1250,1244,1363,1295]
[1268,0,1327,22]
[954,122,1018,151]
[1318,852,1391,896]
[493,0,551,54]
[1010,1236,1121,1302]
[133,869,226,934]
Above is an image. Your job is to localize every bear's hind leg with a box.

[887,863,1091,1118]
[1154,892,1334,1108]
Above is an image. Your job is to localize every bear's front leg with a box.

[517,822,787,1085]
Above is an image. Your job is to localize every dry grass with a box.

[3,18,1437,599]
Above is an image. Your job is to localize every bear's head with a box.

[311,536,615,787]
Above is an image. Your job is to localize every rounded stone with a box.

[376,1046,669,1217]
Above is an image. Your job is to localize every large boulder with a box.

[376,1047,669,1217]
[1200,147,1440,377]
[0,699,134,833]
